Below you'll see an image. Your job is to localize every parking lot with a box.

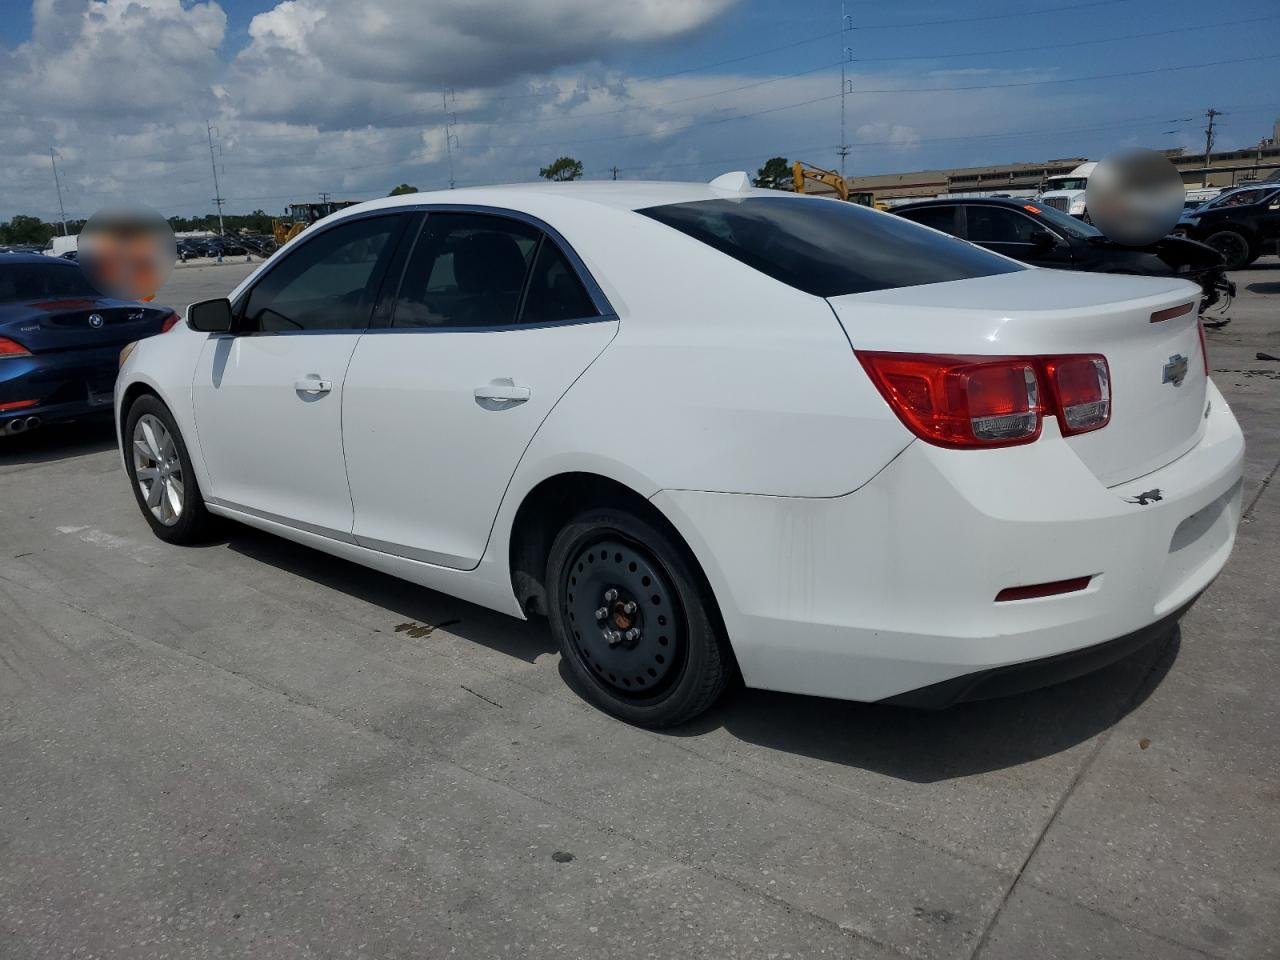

[1,259,1277,958]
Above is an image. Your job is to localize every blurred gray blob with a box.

[1085,148,1186,247]
[79,203,176,302]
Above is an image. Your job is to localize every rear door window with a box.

[393,214,538,328]
[639,196,1022,297]
[898,205,960,237]
[520,238,598,324]
[964,206,1039,244]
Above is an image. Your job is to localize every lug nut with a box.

[622,601,637,614]
[606,630,621,647]
[595,607,608,621]
[625,628,640,642]
[604,589,618,603]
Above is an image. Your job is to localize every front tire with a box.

[124,395,216,544]
[547,506,732,727]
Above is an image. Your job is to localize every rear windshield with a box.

[639,196,1023,297]
[0,262,101,303]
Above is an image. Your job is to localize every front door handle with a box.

[295,378,333,395]
[474,379,531,404]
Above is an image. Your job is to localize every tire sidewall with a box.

[124,395,209,543]
[547,507,727,727]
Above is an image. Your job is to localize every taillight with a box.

[160,311,181,333]
[0,399,39,412]
[1043,355,1110,436]
[0,337,32,358]
[856,353,1043,448]
[858,351,1113,448]
[1197,318,1209,376]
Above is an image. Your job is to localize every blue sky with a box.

[0,0,1276,219]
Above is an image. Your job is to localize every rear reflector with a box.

[0,399,38,412]
[1197,318,1209,376]
[1150,302,1194,323]
[995,576,1093,602]
[1043,355,1111,435]
[160,310,181,334]
[0,337,32,358]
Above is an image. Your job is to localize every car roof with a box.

[895,197,1031,210]
[0,252,76,265]
[326,179,793,221]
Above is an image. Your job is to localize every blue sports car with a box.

[1,254,178,436]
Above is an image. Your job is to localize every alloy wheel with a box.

[132,413,184,526]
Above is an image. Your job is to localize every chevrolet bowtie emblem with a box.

[1162,353,1189,387]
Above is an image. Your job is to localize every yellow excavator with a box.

[791,161,884,209]
[271,200,358,248]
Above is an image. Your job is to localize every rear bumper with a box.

[0,346,120,426]
[653,380,1244,704]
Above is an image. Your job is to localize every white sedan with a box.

[116,175,1244,726]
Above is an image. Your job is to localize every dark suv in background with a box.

[1176,183,1280,269]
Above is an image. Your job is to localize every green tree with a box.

[388,183,419,196]
[539,156,583,182]
[752,157,793,191]
[0,214,55,246]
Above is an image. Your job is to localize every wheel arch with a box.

[506,472,731,654]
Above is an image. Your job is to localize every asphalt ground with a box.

[1,257,1277,959]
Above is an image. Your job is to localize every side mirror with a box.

[187,297,233,333]
[1029,229,1057,247]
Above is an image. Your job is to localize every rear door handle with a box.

[474,379,531,404]
[294,378,333,395]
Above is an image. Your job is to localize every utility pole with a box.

[206,121,226,236]
[49,147,68,236]
[319,192,331,205]
[442,90,458,190]
[839,3,853,177]
[1202,108,1222,187]
[610,165,619,181]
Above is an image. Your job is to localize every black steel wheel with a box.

[1203,229,1253,271]
[547,506,732,727]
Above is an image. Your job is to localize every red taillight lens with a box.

[0,336,32,358]
[1043,355,1110,436]
[857,353,1043,448]
[0,399,39,412]
[160,311,181,333]
[1197,318,1209,376]
[1149,302,1194,324]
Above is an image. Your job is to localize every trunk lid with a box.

[828,268,1207,487]
[0,298,171,353]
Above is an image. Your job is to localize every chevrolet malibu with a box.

[115,176,1244,726]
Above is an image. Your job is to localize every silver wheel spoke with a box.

[165,481,183,517]
[147,475,164,509]
[135,466,159,482]
[134,439,154,463]
[140,420,163,460]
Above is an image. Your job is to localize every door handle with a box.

[294,378,333,395]
[474,380,531,404]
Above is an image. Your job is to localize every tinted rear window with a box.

[639,196,1023,297]
[0,262,101,303]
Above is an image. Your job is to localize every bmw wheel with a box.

[547,506,732,727]
[124,395,216,544]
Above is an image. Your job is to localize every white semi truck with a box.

[1038,161,1096,220]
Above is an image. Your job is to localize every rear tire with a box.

[1204,229,1253,270]
[124,395,217,544]
[547,506,731,727]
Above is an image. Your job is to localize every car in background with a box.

[894,197,1234,310]
[1176,183,1280,269]
[115,180,1242,726]
[1,254,178,436]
